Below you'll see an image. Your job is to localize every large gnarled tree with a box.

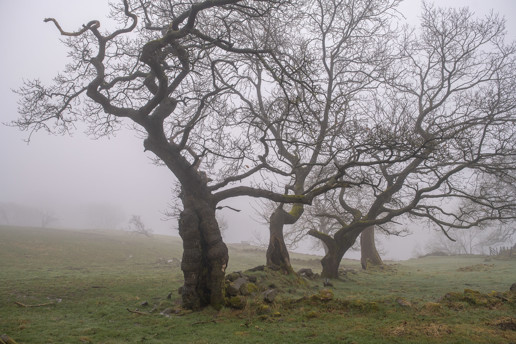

[12,0,340,310]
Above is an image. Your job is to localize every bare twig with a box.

[14,301,55,308]
[126,308,150,315]
[0,334,19,344]
[215,205,241,212]
[191,320,217,326]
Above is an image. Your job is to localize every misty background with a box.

[1,0,515,260]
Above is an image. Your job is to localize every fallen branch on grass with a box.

[126,308,150,315]
[191,320,217,326]
[0,334,19,344]
[14,301,55,308]
[0,334,18,344]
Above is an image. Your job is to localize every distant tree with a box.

[84,203,125,230]
[425,227,483,255]
[0,205,9,225]
[128,215,152,237]
[480,224,516,252]
[40,210,59,228]
[0,202,51,227]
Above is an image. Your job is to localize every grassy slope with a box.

[0,226,514,344]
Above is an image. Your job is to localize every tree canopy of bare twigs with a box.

[12,0,353,310]
[11,0,516,306]
[128,214,152,237]
[306,3,516,278]
[240,0,404,272]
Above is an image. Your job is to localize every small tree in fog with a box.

[128,215,152,237]
[84,203,125,230]
[479,224,516,253]
[40,210,59,228]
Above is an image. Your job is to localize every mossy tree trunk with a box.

[179,188,228,310]
[266,204,303,273]
[146,137,228,310]
[320,244,347,279]
[360,225,383,270]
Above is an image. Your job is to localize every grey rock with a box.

[263,289,279,303]
[227,277,248,296]
[161,308,174,316]
[226,271,243,282]
[298,268,315,279]
[248,265,265,272]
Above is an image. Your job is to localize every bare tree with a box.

[84,203,125,230]
[233,0,402,272]
[0,202,55,228]
[0,207,8,225]
[308,3,516,278]
[11,0,516,308]
[11,0,344,310]
[480,224,516,252]
[128,214,152,237]
[425,227,483,255]
[40,210,59,228]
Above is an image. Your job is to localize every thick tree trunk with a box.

[178,191,228,310]
[360,225,383,270]
[266,204,303,273]
[311,228,361,278]
[143,134,228,310]
[266,209,292,272]
[320,245,345,279]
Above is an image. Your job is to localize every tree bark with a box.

[320,245,346,279]
[143,135,229,310]
[310,227,361,278]
[266,204,303,273]
[178,188,228,310]
[266,209,292,273]
[360,225,383,270]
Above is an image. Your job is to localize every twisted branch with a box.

[44,18,100,36]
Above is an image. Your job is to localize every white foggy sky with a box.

[1,1,515,259]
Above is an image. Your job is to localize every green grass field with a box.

[1,226,515,343]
